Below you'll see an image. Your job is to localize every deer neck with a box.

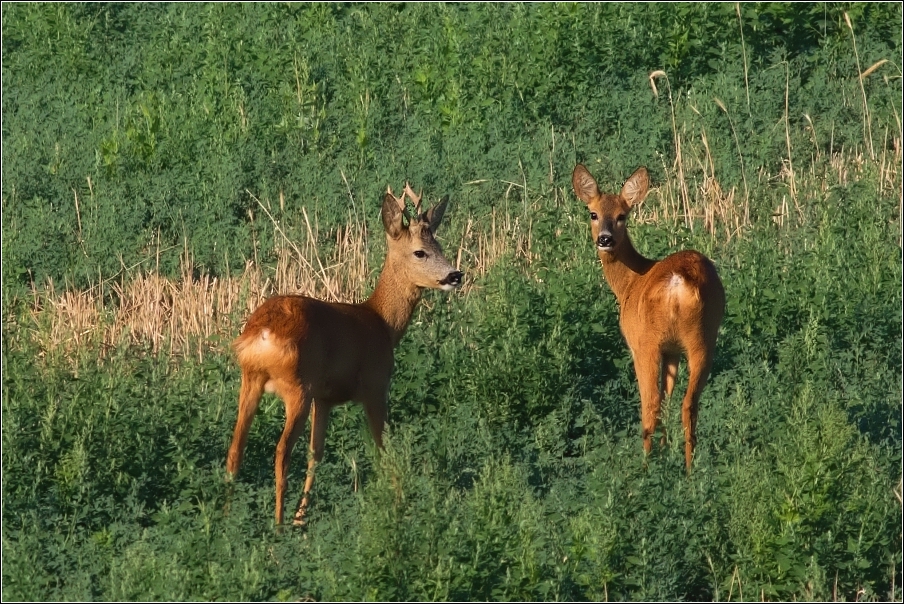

[598,234,657,303]
[363,259,423,347]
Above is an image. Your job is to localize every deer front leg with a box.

[362,392,400,502]
[363,395,388,449]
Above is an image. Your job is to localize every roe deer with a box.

[572,164,725,471]
[226,184,463,524]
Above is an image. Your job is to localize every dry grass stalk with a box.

[879,130,902,196]
[783,61,797,203]
[844,12,876,160]
[446,205,536,291]
[650,70,690,226]
[735,3,751,116]
[649,106,900,236]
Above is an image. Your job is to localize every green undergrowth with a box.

[3,3,902,601]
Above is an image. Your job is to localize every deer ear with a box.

[423,196,448,233]
[572,164,599,205]
[621,167,649,207]
[381,193,405,239]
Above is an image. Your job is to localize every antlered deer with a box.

[226,184,463,525]
[572,164,725,471]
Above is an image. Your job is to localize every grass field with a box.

[2,3,902,601]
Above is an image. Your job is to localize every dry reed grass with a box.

[21,196,541,363]
[25,221,376,363]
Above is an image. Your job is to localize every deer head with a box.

[572,165,650,254]
[381,184,462,290]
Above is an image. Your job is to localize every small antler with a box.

[386,185,411,221]
[386,185,404,209]
[403,183,423,216]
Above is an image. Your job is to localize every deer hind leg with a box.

[294,400,331,525]
[274,384,312,525]
[226,370,268,478]
[633,349,664,459]
[681,346,713,473]
[661,353,680,399]
[659,352,681,448]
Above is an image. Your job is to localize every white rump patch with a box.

[669,274,684,290]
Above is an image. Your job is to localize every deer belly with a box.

[312,379,357,404]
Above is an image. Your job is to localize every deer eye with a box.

[616,214,626,224]
[413,250,427,259]
[590,212,598,221]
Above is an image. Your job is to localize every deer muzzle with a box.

[597,233,615,250]
[440,271,464,288]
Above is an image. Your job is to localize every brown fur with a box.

[226,185,462,524]
[572,164,725,471]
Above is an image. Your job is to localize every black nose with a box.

[443,271,464,286]
[597,234,615,248]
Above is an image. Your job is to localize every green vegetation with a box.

[3,3,901,601]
